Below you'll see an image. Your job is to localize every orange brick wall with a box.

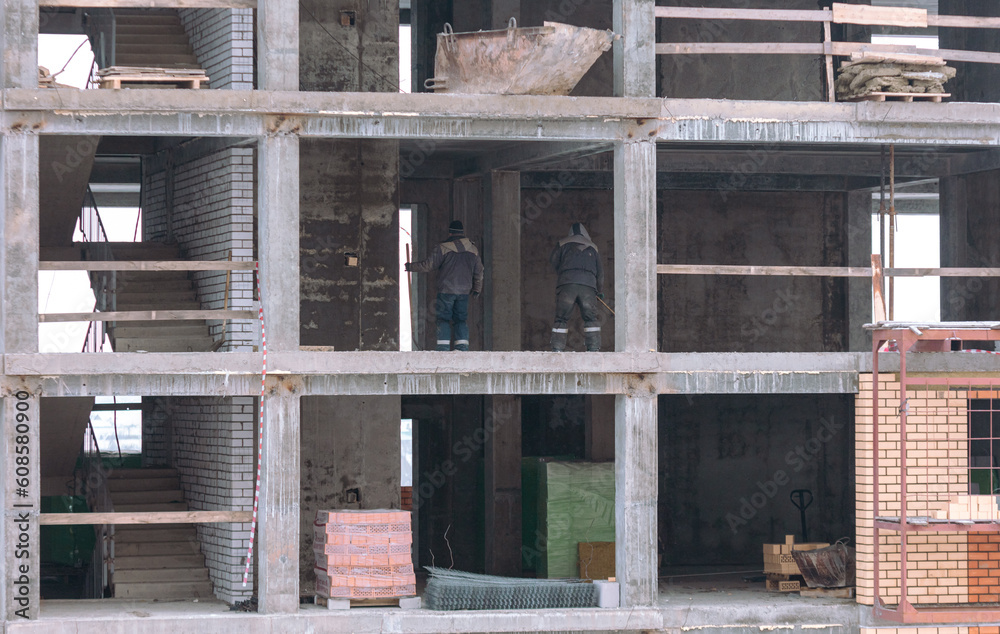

[856,375,970,606]
[969,533,1000,603]
[861,628,971,634]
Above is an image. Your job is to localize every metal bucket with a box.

[791,542,856,588]
[425,20,617,96]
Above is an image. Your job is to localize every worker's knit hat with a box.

[448,220,465,234]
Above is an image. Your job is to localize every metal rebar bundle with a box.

[423,567,599,610]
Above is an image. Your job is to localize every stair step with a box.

[113,15,186,27]
[115,291,199,304]
[113,301,204,310]
[113,502,189,512]
[111,280,195,293]
[106,476,181,492]
[115,554,206,570]
[110,489,187,505]
[115,528,198,543]
[115,580,215,599]
[116,540,202,557]
[114,567,209,584]
[113,338,217,353]
[116,271,193,282]
[106,468,179,480]
[114,54,201,66]
[117,44,194,55]
[112,325,210,338]
[115,34,194,45]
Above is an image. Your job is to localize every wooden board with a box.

[39,510,252,525]
[315,595,416,609]
[832,3,927,28]
[654,7,830,23]
[800,586,855,599]
[849,51,946,66]
[846,92,949,103]
[100,76,205,90]
[40,309,256,323]
[40,260,256,271]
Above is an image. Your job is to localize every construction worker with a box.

[406,220,484,351]
[550,222,604,352]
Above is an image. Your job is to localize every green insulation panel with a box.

[534,460,615,579]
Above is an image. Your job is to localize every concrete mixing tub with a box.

[425,20,617,96]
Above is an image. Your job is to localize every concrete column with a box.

[484,395,522,576]
[2,391,40,621]
[257,134,300,613]
[2,133,39,354]
[615,391,658,607]
[614,140,657,352]
[484,171,521,352]
[613,0,656,98]
[847,190,872,351]
[1,0,38,89]
[258,0,299,90]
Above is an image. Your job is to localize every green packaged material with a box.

[535,460,615,578]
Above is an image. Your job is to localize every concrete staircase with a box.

[110,9,201,69]
[107,468,215,599]
[102,242,217,353]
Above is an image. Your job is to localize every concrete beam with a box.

[2,133,39,354]
[614,141,657,352]
[522,171,880,192]
[257,0,298,90]
[659,99,1000,146]
[655,150,953,178]
[614,0,656,98]
[6,90,659,141]
[615,391,657,607]
[2,0,38,89]
[464,142,612,176]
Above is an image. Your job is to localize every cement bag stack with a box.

[836,53,955,101]
[313,509,416,600]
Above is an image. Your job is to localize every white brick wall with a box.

[144,146,257,351]
[179,9,254,90]
[169,396,257,604]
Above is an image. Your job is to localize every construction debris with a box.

[836,54,955,102]
[423,567,599,610]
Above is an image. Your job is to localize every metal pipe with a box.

[879,145,887,310]
[889,144,896,321]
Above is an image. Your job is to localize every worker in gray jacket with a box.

[406,221,484,351]
[550,222,604,352]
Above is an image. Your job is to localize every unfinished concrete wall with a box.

[941,170,1000,322]
[521,187,615,351]
[300,396,401,592]
[939,1,1000,103]
[167,396,256,604]
[142,144,257,351]
[656,0,825,101]
[179,9,255,90]
[658,190,849,352]
[659,394,855,566]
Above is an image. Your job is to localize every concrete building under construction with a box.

[4,0,1000,632]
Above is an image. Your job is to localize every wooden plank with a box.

[656,265,1000,277]
[824,21,835,103]
[38,510,253,525]
[832,3,927,28]
[39,309,256,323]
[656,42,824,56]
[654,7,830,23]
[41,0,255,7]
[833,41,1000,66]
[800,586,855,599]
[872,255,886,323]
[40,260,256,271]
[929,15,1000,29]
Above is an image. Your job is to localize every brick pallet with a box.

[762,535,829,592]
[313,509,416,604]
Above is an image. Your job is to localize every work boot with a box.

[584,325,601,352]
[550,327,568,352]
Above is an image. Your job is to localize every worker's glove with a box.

[404,263,413,272]
[470,291,480,299]
[597,292,605,300]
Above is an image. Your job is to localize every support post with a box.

[258,0,298,91]
[613,0,656,98]
[1,0,38,89]
[2,134,40,354]
[847,190,872,351]
[257,134,300,613]
[484,170,521,352]
[614,140,657,352]
[2,390,41,621]
[484,395,522,576]
[615,391,658,607]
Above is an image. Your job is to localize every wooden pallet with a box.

[99,75,206,90]
[846,91,950,103]
[800,586,856,599]
[315,595,420,609]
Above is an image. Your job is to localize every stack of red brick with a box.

[313,509,416,600]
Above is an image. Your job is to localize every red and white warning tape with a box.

[243,262,267,587]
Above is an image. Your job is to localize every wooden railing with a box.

[656,3,1000,102]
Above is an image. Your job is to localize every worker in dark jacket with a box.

[406,220,484,351]
[550,222,604,352]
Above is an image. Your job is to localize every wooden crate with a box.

[577,541,615,580]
